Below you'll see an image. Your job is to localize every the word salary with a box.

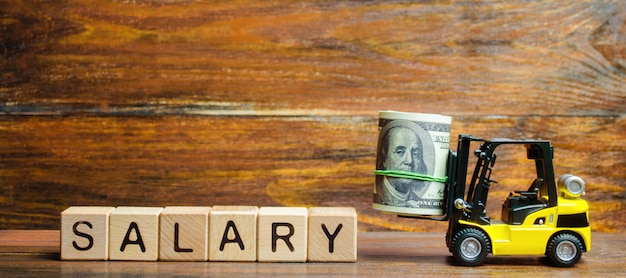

[61,206,357,262]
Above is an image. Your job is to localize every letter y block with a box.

[307,207,357,262]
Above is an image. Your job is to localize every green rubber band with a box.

[374,170,448,183]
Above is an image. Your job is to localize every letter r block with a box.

[307,207,357,262]
[109,207,163,261]
[159,206,211,261]
[257,207,308,262]
[61,206,115,260]
[209,206,258,261]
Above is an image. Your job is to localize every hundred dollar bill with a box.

[373,111,451,216]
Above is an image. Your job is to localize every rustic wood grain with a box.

[1,230,625,276]
[0,1,624,232]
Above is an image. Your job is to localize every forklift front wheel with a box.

[546,233,583,267]
[451,228,490,266]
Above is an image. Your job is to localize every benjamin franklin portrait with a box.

[374,119,436,207]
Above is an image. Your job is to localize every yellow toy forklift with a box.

[427,135,591,267]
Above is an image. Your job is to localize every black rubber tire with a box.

[546,233,583,267]
[450,228,490,266]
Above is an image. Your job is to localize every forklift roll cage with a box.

[447,134,557,223]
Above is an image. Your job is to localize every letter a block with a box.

[209,206,258,261]
[109,207,163,261]
[61,206,115,260]
[159,206,211,261]
[257,207,308,262]
[307,207,357,262]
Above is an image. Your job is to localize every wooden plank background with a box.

[1,0,624,233]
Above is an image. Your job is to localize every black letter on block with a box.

[322,224,343,253]
[272,223,295,252]
[72,221,94,251]
[120,222,146,252]
[174,223,193,253]
[220,220,245,251]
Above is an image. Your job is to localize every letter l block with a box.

[159,206,211,261]
[61,206,115,260]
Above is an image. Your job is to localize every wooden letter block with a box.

[307,207,357,262]
[159,206,211,261]
[61,206,115,260]
[109,207,163,261]
[257,207,308,262]
[209,206,258,261]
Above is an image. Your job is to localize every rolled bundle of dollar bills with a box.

[373,111,452,216]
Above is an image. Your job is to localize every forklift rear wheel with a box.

[451,228,490,266]
[546,233,583,267]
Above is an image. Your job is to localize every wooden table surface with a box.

[0,230,624,276]
[1,0,624,234]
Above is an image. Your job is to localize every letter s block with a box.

[109,207,163,261]
[61,206,115,260]
[257,207,308,262]
[307,207,357,262]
